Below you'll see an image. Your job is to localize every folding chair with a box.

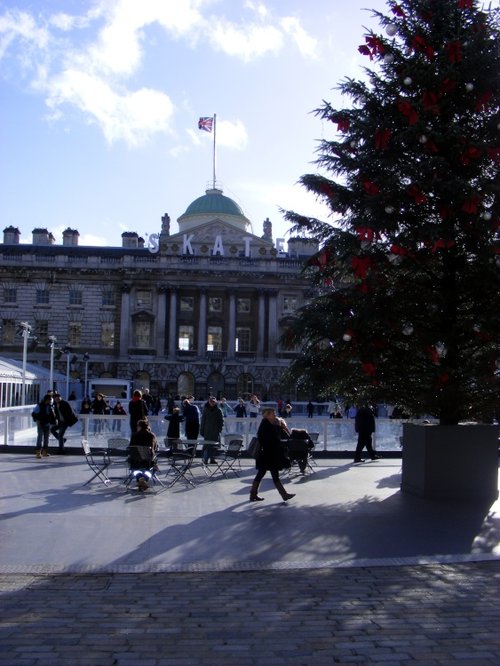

[81,439,112,486]
[286,438,315,475]
[210,439,244,479]
[107,436,130,478]
[163,443,197,488]
[125,444,164,491]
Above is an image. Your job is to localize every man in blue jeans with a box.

[33,394,57,458]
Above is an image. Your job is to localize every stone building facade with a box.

[0,187,318,400]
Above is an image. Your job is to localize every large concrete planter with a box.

[401,423,499,501]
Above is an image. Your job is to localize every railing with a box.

[0,406,407,453]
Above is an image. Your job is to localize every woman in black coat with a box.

[249,408,295,502]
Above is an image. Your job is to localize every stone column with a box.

[197,289,207,355]
[227,291,236,358]
[268,289,278,358]
[257,290,266,359]
[156,285,167,357]
[168,287,177,357]
[119,284,131,356]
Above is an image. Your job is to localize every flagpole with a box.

[212,113,216,189]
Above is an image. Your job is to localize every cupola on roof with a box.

[178,187,250,233]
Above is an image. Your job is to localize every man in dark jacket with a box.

[183,396,200,440]
[51,392,78,453]
[33,394,57,458]
[354,405,380,463]
[200,397,224,464]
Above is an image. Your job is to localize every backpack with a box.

[247,437,262,459]
[31,405,40,422]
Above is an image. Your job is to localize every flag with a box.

[198,116,213,132]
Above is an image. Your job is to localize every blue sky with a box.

[0,0,388,248]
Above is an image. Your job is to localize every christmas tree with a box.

[283,0,499,425]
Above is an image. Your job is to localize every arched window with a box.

[134,371,150,392]
[237,373,254,399]
[177,372,195,397]
[207,372,224,398]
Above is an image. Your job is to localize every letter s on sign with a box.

[148,234,159,253]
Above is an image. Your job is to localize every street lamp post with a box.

[48,336,57,393]
[83,353,90,399]
[63,346,72,399]
[19,322,31,406]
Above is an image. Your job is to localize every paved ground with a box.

[1,451,499,664]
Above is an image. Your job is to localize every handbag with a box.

[247,437,262,458]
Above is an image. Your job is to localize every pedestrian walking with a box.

[249,407,295,502]
[354,405,380,462]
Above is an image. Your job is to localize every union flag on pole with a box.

[198,116,213,132]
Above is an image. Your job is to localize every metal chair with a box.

[107,436,130,478]
[209,439,245,479]
[163,442,198,488]
[125,444,164,491]
[81,439,112,486]
[285,438,315,475]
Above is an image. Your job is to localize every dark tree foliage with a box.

[282,0,499,425]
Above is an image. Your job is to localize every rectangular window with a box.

[136,290,152,308]
[134,320,152,347]
[36,289,49,305]
[237,298,251,314]
[101,322,115,348]
[178,325,194,351]
[283,295,298,314]
[102,290,115,306]
[2,319,16,343]
[208,297,222,313]
[3,288,16,304]
[236,327,251,352]
[68,323,81,346]
[207,326,222,351]
[180,297,194,312]
[69,290,82,306]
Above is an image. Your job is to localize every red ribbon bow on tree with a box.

[374,128,392,149]
[461,195,481,213]
[446,40,462,63]
[356,227,375,242]
[475,91,492,112]
[460,145,481,165]
[412,35,434,60]
[407,184,427,204]
[362,362,377,377]
[397,99,419,124]
[362,179,381,196]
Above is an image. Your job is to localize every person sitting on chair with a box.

[288,428,314,474]
[127,419,158,490]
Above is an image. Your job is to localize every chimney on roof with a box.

[3,226,20,245]
[32,228,54,246]
[122,231,139,248]
[63,228,80,246]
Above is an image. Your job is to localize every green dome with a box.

[182,188,244,217]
